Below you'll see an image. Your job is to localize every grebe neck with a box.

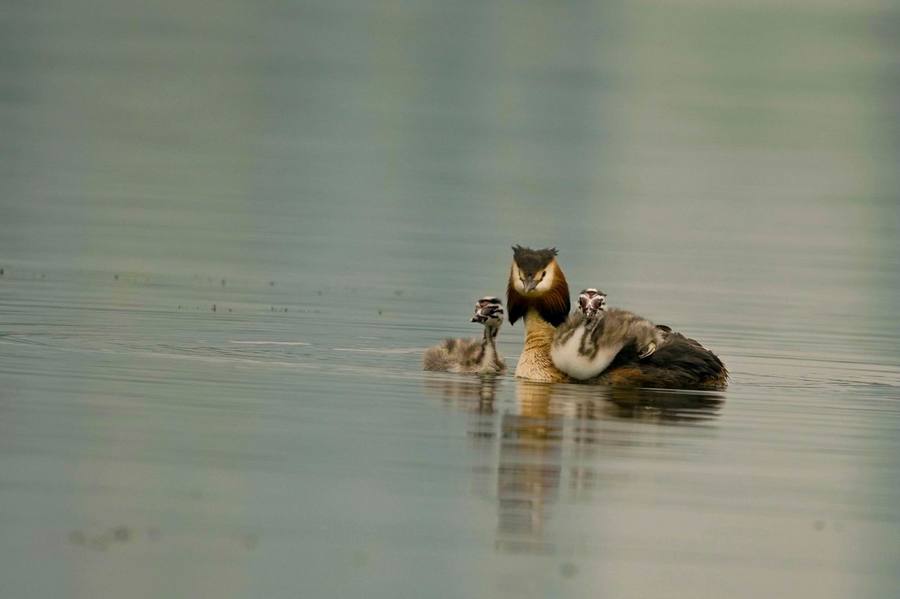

[514,308,568,382]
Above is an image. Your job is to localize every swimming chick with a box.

[551,288,664,381]
[423,297,506,374]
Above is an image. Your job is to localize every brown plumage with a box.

[590,329,728,389]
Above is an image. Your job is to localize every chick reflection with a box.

[495,382,562,553]
[422,373,501,414]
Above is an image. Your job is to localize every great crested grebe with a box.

[551,288,663,381]
[507,246,727,389]
[423,296,506,375]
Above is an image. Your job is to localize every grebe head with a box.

[509,245,559,296]
[577,288,607,321]
[471,296,504,331]
[506,245,571,326]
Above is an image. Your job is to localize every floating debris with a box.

[240,532,259,551]
[112,526,131,542]
[69,525,149,550]
[559,562,578,578]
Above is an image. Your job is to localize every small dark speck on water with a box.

[211,304,216,312]
[814,520,826,531]
[228,308,232,312]
[393,289,404,296]
[269,281,275,286]
[559,562,578,578]
[377,308,383,316]
[240,533,259,551]
[113,274,118,280]
[1,267,4,275]
[221,278,226,286]
[69,526,133,550]
[112,526,131,542]
[283,307,288,312]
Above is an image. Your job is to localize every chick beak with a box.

[471,311,486,323]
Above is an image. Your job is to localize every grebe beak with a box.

[523,278,537,293]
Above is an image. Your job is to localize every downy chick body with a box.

[551,289,663,381]
[423,297,506,374]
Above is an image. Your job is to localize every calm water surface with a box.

[1,1,899,598]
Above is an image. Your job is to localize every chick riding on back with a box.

[551,289,663,381]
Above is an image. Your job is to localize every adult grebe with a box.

[423,297,506,375]
[507,246,727,389]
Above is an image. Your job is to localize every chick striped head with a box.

[576,289,607,320]
[471,296,504,328]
